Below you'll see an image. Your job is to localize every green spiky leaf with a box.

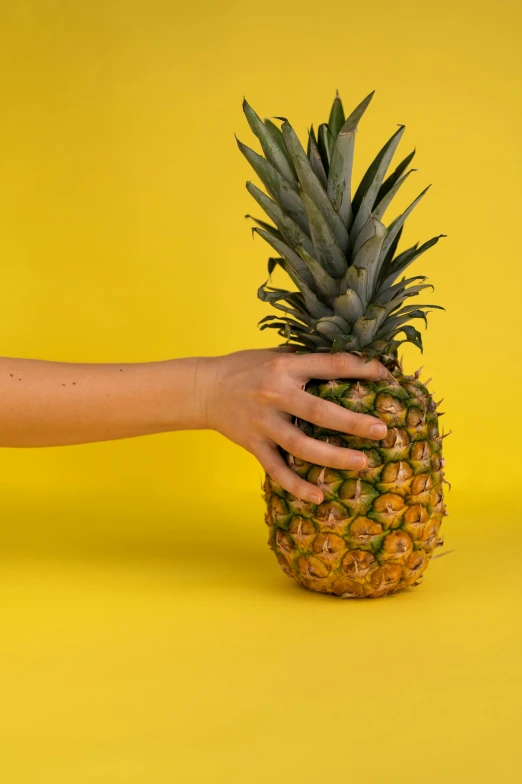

[348,217,387,297]
[253,227,317,292]
[342,265,369,306]
[378,226,405,280]
[380,235,446,289]
[378,186,431,266]
[374,276,431,305]
[243,100,297,186]
[376,149,415,203]
[327,91,374,227]
[281,120,350,252]
[246,181,314,255]
[333,290,365,325]
[350,125,406,243]
[316,315,351,340]
[264,118,296,170]
[331,334,360,353]
[317,123,334,172]
[257,283,313,325]
[352,316,378,347]
[307,129,328,189]
[328,91,346,139]
[376,310,429,338]
[245,214,282,238]
[300,190,347,277]
[236,138,309,233]
[255,229,331,319]
[240,93,446,361]
[373,168,416,221]
[267,257,283,276]
[295,242,339,300]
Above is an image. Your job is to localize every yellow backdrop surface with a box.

[0,1,521,781]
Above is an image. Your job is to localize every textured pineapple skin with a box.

[264,371,447,598]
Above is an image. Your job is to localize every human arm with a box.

[0,350,388,503]
[0,356,206,447]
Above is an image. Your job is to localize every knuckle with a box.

[352,414,373,436]
[245,433,262,452]
[255,379,280,405]
[266,354,287,374]
[330,352,349,376]
[275,472,298,496]
[336,407,355,432]
[316,444,337,467]
[306,396,324,423]
[264,460,278,478]
[266,461,286,485]
[365,359,383,379]
[284,430,304,454]
[252,406,271,426]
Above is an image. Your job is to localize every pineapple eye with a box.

[313,532,344,557]
[382,530,413,556]
[331,577,366,597]
[404,504,429,524]
[428,424,439,439]
[275,530,294,553]
[364,448,383,467]
[411,474,432,495]
[407,407,425,427]
[297,555,329,579]
[317,435,345,447]
[339,478,374,501]
[342,549,375,576]
[348,517,383,545]
[270,496,290,524]
[370,565,402,593]
[381,428,408,449]
[431,454,442,471]
[373,493,405,513]
[411,441,431,461]
[314,500,346,518]
[289,516,316,538]
[375,394,407,425]
[381,461,413,483]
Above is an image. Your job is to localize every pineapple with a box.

[237,90,448,598]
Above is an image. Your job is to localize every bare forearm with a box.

[0,349,391,502]
[0,357,212,447]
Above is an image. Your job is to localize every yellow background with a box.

[0,1,521,781]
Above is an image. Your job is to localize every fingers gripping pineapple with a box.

[237,91,448,598]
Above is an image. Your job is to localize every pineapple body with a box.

[264,371,446,598]
[238,90,448,596]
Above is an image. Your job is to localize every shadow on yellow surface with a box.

[1,500,521,784]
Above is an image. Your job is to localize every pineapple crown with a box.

[237,90,445,365]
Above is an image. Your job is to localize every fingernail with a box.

[310,492,322,504]
[370,422,387,438]
[351,455,367,470]
[378,366,389,379]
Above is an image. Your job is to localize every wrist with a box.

[190,355,220,431]
[162,355,220,432]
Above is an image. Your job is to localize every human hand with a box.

[201,349,389,503]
